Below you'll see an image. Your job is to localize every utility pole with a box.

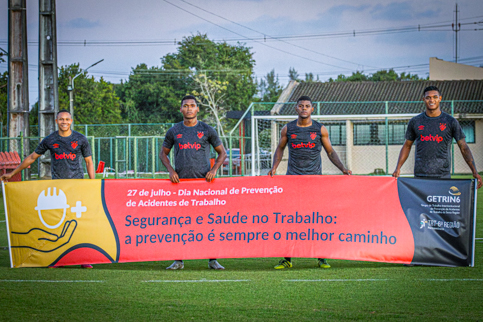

[452,3,461,63]
[38,0,59,179]
[8,0,30,177]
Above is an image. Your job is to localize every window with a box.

[354,122,407,145]
[459,120,475,144]
[326,123,346,146]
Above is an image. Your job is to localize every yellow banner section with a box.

[4,179,118,267]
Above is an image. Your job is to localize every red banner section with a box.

[101,176,415,265]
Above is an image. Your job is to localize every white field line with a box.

[284,278,483,282]
[0,280,104,283]
[143,279,250,283]
[0,220,5,223]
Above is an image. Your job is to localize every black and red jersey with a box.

[286,120,323,175]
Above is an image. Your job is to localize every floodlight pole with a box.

[67,59,104,130]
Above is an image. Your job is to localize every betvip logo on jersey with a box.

[310,132,317,140]
[439,123,447,131]
[71,141,78,149]
[197,131,204,139]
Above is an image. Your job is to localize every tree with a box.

[192,73,229,146]
[58,64,122,124]
[328,69,425,82]
[288,67,300,82]
[0,52,8,131]
[257,69,282,102]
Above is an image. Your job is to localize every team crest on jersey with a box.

[176,134,182,139]
[291,134,297,139]
[53,143,59,149]
[71,141,78,149]
[197,131,204,139]
[418,125,424,131]
[439,123,446,131]
[310,132,317,140]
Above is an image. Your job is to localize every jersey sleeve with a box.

[34,137,49,155]
[163,128,175,149]
[405,118,417,141]
[80,137,92,158]
[207,126,222,148]
[451,119,466,142]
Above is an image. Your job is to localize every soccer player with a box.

[392,86,482,189]
[268,95,352,269]
[160,95,227,270]
[0,109,95,268]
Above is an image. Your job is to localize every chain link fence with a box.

[1,100,482,179]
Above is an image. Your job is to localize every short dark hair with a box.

[297,96,312,104]
[181,95,198,106]
[423,86,441,96]
[56,109,71,118]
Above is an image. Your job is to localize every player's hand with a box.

[268,168,276,177]
[205,170,217,182]
[392,169,400,178]
[474,173,482,189]
[342,169,352,175]
[168,170,180,183]
[0,173,13,182]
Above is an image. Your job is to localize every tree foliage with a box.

[58,64,122,124]
[328,69,425,82]
[117,33,257,124]
[257,69,283,102]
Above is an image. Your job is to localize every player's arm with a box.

[392,140,414,178]
[321,126,351,175]
[160,146,179,183]
[268,125,288,177]
[456,138,482,189]
[84,156,95,179]
[0,152,41,182]
[205,144,227,182]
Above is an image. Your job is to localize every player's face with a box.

[180,99,199,120]
[423,90,442,111]
[295,100,314,119]
[55,112,73,132]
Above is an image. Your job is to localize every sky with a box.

[1,0,482,105]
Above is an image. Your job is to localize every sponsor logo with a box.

[176,134,182,139]
[419,213,460,231]
[291,134,297,139]
[449,186,461,196]
[310,132,317,140]
[291,142,316,149]
[54,152,76,160]
[179,142,201,150]
[418,125,424,131]
[439,123,446,131]
[53,143,59,149]
[197,131,204,139]
[420,134,443,143]
[71,141,78,149]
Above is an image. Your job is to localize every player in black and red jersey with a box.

[1,109,95,268]
[393,86,481,189]
[160,95,227,270]
[268,96,351,269]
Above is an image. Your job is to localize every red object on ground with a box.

[96,161,106,174]
[0,151,23,181]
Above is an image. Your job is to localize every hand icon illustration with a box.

[11,220,78,252]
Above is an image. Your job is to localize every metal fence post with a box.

[151,137,155,178]
[20,132,24,181]
[451,100,455,175]
[385,101,389,174]
[133,137,137,178]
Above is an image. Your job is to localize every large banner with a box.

[2,176,477,268]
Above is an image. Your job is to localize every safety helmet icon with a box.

[35,187,70,229]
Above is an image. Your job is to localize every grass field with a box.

[0,178,482,321]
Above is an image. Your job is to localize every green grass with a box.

[0,180,482,321]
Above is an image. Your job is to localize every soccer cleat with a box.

[166,260,184,270]
[208,260,225,270]
[274,259,292,269]
[318,259,331,269]
[81,264,93,269]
